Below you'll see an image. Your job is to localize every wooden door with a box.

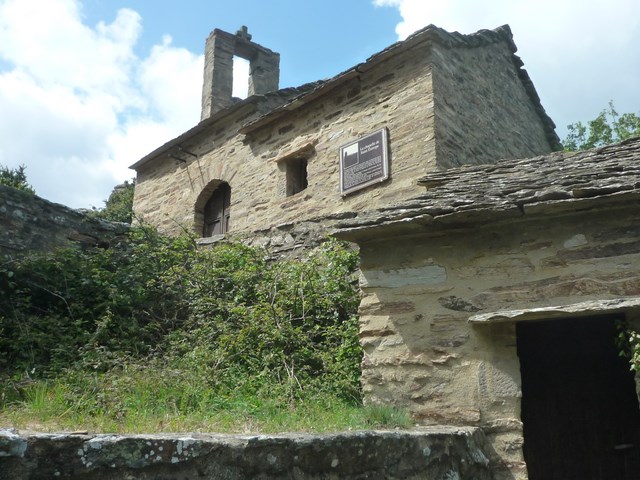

[203,183,230,236]
[517,317,640,480]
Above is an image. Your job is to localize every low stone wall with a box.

[0,185,129,257]
[0,428,495,479]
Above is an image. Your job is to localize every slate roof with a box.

[333,137,640,241]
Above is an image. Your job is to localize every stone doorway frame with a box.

[470,297,640,477]
[470,297,640,401]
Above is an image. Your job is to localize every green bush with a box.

[173,239,362,401]
[0,228,362,413]
[89,180,135,224]
[0,164,35,194]
[0,226,192,376]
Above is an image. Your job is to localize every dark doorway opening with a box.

[203,182,231,236]
[517,316,640,479]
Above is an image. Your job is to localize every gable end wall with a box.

[431,40,555,169]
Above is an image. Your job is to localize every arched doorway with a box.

[202,182,231,236]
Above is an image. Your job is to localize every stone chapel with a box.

[130,24,559,240]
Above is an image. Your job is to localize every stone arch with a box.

[195,180,231,236]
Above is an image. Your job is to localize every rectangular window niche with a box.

[274,141,316,197]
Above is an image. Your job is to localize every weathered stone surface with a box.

[469,297,640,324]
[438,296,481,312]
[201,28,280,119]
[360,265,447,288]
[332,143,640,479]
[0,185,129,257]
[0,428,495,480]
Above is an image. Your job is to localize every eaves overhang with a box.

[129,98,261,171]
[332,138,640,243]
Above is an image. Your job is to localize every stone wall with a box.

[0,428,496,479]
[0,184,128,257]
[430,34,554,168]
[134,46,437,237]
[333,139,640,479]
[133,25,558,239]
[350,205,640,478]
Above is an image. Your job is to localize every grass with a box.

[0,373,412,434]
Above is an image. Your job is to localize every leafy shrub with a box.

[0,164,35,194]
[89,180,135,223]
[0,226,192,376]
[0,228,362,410]
[173,239,361,401]
[616,321,640,372]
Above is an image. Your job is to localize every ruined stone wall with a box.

[0,185,128,257]
[354,204,640,480]
[431,40,556,168]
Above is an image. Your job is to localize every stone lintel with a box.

[273,141,317,163]
[469,297,640,324]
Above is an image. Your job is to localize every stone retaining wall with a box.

[0,428,496,479]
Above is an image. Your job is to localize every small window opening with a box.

[232,56,250,99]
[286,158,308,196]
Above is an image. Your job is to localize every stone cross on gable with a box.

[236,26,252,42]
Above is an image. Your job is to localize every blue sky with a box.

[0,0,638,208]
[79,0,400,86]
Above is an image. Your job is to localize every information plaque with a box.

[339,129,389,196]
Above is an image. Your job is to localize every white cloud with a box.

[373,0,640,138]
[0,0,202,208]
[138,35,203,123]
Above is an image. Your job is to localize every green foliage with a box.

[564,101,640,151]
[0,229,363,429]
[90,180,135,223]
[174,239,362,402]
[0,226,192,376]
[361,404,413,429]
[0,164,35,194]
[616,321,640,372]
